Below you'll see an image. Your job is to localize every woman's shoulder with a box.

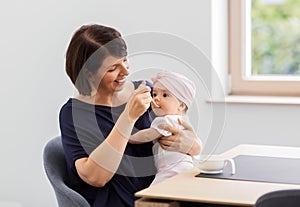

[59,98,94,118]
[59,98,72,113]
[60,98,82,111]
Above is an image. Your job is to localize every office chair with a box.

[254,189,300,207]
[43,136,90,207]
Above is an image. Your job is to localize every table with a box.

[135,144,300,207]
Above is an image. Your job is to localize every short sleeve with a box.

[59,102,90,170]
[150,117,172,136]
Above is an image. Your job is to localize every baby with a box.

[129,71,196,185]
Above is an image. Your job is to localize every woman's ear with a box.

[84,69,98,94]
[85,69,95,82]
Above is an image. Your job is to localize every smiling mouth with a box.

[114,79,126,83]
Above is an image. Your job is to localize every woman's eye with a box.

[107,66,117,72]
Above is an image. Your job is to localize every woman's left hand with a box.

[158,119,202,156]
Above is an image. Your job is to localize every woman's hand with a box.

[124,81,152,123]
[158,119,202,156]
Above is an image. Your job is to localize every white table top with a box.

[135,144,300,206]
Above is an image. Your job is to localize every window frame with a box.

[228,0,300,96]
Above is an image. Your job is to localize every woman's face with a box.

[151,82,183,116]
[92,56,130,93]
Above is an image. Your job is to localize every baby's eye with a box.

[153,93,157,97]
[163,93,169,98]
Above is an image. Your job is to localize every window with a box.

[229,0,300,96]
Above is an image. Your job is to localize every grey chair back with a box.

[255,189,300,207]
[43,136,90,207]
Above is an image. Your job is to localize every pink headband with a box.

[151,72,196,108]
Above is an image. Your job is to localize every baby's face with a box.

[151,82,183,116]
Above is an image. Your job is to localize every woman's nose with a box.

[120,61,129,75]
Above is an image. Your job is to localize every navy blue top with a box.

[59,81,156,207]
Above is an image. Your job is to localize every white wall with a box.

[0,0,299,206]
[216,103,300,153]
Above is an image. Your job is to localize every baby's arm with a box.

[129,128,161,144]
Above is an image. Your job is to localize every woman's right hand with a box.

[124,81,152,123]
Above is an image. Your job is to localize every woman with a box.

[59,24,202,207]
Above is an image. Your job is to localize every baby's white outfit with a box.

[151,115,194,185]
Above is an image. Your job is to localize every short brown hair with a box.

[65,24,127,95]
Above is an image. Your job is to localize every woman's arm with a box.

[158,119,203,156]
[129,128,161,144]
[75,82,152,187]
[75,119,130,187]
